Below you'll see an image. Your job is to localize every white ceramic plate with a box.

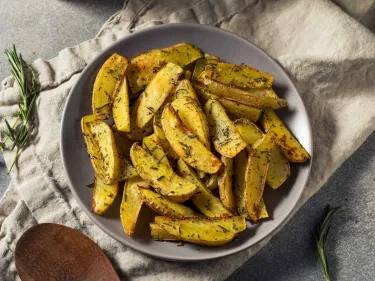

[61,24,312,261]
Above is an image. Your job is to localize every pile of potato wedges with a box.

[81,43,310,246]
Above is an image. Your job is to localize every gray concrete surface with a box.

[0,1,374,280]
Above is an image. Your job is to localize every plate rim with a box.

[60,23,313,262]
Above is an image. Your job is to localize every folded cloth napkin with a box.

[1,0,374,280]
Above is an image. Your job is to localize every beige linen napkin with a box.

[1,0,375,280]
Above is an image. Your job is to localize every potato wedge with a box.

[142,134,171,168]
[258,200,269,220]
[177,159,232,218]
[266,144,290,189]
[81,117,120,184]
[92,177,118,215]
[234,118,263,153]
[209,62,273,89]
[162,104,221,174]
[204,172,219,191]
[192,54,219,81]
[234,149,249,218]
[92,54,128,117]
[156,216,246,246]
[193,82,261,122]
[198,76,287,109]
[126,97,153,141]
[260,109,310,162]
[204,99,247,158]
[128,42,203,95]
[120,177,146,236]
[244,134,273,222]
[218,156,237,214]
[150,223,179,241]
[172,79,199,102]
[130,143,197,202]
[112,66,131,132]
[136,62,183,128]
[139,188,197,218]
[171,97,210,149]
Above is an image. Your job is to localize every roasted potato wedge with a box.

[218,156,237,214]
[128,42,203,95]
[244,135,273,222]
[150,223,179,241]
[142,134,171,168]
[139,188,197,218]
[204,99,247,158]
[260,109,310,163]
[126,97,153,141]
[208,62,273,89]
[136,62,183,128]
[192,54,219,81]
[267,144,291,189]
[162,104,221,174]
[112,65,131,132]
[81,117,120,184]
[171,97,210,149]
[198,75,287,109]
[130,143,197,202]
[120,177,146,236]
[173,79,199,102]
[258,200,269,220]
[92,177,118,215]
[156,216,246,246]
[193,82,262,122]
[177,159,232,218]
[204,172,219,191]
[234,118,263,153]
[92,54,128,117]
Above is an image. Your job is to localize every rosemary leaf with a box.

[315,205,341,281]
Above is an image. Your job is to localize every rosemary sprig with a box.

[0,45,38,173]
[315,205,341,281]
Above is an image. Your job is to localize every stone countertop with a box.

[0,1,374,280]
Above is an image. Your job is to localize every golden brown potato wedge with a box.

[204,99,247,158]
[142,134,171,168]
[81,117,120,184]
[130,143,197,202]
[234,118,263,153]
[172,79,199,102]
[112,65,131,132]
[260,109,310,162]
[153,106,180,160]
[161,104,221,174]
[156,216,246,246]
[150,223,179,241]
[139,188,197,218]
[128,43,203,95]
[171,97,210,149]
[91,177,118,215]
[192,54,219,81]
[204,172,219,191]
[177,159,232,218]
[92,54,128,117]
[209,62,273,89]
[126,97,153,141]
[193,82,262,122]
[267,144,291,189]
[136,62,183,128]
[244,134,273,222]
[218,156,237,214]
[120,177,147,236]
[198,76,287,109]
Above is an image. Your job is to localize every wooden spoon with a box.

[15,223,120,281]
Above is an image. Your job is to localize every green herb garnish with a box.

[315,205,341,281]
[0,45,38,173]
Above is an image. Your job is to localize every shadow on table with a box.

[226,131,375,281]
